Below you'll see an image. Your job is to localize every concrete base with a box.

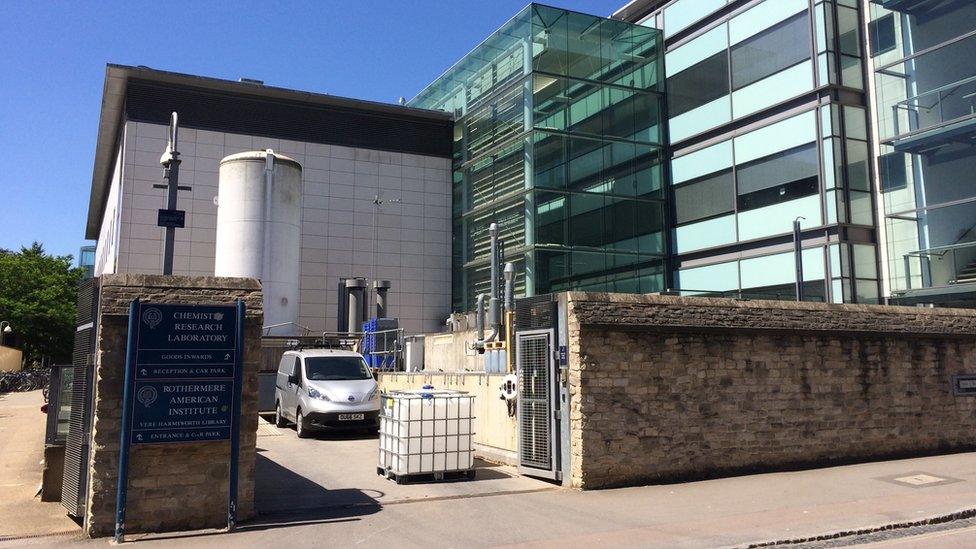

[41,444,65,502]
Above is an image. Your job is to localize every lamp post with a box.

[0,321,11,347]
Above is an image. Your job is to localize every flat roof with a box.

[85,64,453,240]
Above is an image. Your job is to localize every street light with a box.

[0,321,12,347]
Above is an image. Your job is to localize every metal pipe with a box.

[374,279,391,318]
[503,262,516,313]
[488,223,501,339]
[262,150,275,294]
[474,293,486,349]
[345,278,367,335]
[793,217,805,302]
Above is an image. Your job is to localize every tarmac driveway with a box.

[253,415,553,517]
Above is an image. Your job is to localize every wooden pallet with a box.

[376,467,476,485]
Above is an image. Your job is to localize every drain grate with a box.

[876,471,963,488]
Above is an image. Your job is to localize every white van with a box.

[273,349,381,437]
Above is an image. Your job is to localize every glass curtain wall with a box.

[411,4,666,311]
[869,2,976,295]
[658,0,878,303]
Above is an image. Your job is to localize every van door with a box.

[285,356,302,419]
[276,354,293,418]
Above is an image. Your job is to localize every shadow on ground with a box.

[254,453,384,516]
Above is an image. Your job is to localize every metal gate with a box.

[516,328,559,479]
[62,277,98,517]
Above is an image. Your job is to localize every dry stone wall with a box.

[85,274,263,537]
[564,293,976,489]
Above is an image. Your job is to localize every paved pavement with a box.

[253,415,551,515]
[0,391,80,541]
[3,401,975,548]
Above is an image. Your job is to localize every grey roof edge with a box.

[85,64,453,240]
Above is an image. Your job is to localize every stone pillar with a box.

[84,274,263,538]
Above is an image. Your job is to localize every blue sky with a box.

[0,0,625,260]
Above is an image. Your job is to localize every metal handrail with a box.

[891,74,976,138]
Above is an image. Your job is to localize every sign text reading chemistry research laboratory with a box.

[128,303,240,444]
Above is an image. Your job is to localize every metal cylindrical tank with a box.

[215,150,302,336]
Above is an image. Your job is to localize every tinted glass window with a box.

[667,52,729,118]
[730,12,811,91]
[869,14,896,57]
[737,143,819,211]
[304,356,372,381]
[674,170,735,224]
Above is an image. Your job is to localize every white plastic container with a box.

[378,389,475,478]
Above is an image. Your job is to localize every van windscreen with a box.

[304,356,371,381]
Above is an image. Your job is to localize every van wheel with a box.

[296,410,311,439]
[274,402,287,428]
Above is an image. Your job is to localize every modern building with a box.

[85,65,454,334]
[410,4,667,311]
[865,0,976,306]
[78,245,95,279]
[613,0,880,304]
[84,1,976,318]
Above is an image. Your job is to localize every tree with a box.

[0,242,84,365]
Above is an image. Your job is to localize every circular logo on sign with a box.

[137,386,158,408]
[142,308,163,329]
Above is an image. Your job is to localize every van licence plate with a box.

[338,413,364,421]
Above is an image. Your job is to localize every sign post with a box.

[114,300,244,542]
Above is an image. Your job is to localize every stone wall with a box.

[564,293,976,489]
[85,274,263,537]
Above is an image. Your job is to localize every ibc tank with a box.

[215,150,302,336]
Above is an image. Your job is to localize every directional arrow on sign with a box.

[141,369,148,376]
[224,353,231,360]
[136,434,143,441]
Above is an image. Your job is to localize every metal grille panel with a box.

[518,332,551,470]
[515,295,555,331]
[62,278,98,517]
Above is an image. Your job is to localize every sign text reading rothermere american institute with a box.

[129,303,239,444]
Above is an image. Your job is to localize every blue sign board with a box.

[128,303,239,444]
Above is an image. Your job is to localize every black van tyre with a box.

[274,402,287,428]
[296,410,311,439]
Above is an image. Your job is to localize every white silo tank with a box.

[215,150,303,336]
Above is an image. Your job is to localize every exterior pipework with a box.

[488,223,501,340]
[504,262,516,313]
[215,150,302,336]
[345,278,368,334]
[473,293,486,350]
[374,279,391,319]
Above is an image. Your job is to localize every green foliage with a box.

[0,242,85,364]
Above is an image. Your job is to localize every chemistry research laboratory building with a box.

[86,0,976,334]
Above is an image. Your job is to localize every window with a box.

[730,12,811,91]
[674,170,735,224]
[304,356,372,381]
[737,143,819,212]
[869,14,896,56]
[667,52,729,118]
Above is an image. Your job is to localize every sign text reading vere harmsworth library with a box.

[129,303,239,444]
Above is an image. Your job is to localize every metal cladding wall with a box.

[215,151,302,336]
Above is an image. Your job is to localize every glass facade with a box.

[412,4,666,310]
[869,1,976,300]
[642,0,879,303]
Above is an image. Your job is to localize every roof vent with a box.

[238,77,264,85]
